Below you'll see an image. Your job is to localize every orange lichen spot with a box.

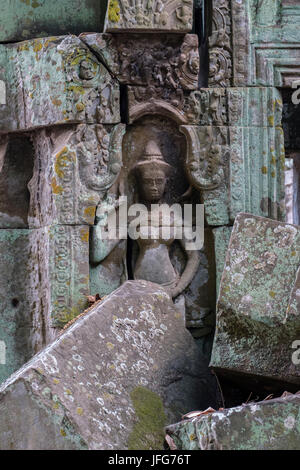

[33,41,43,53]
[76,102,85,112]
[51,97,62,107]
[84,206,96,221]
[60,429,66,437]
[51,177,63,195]
[261,166,268,175]
[80,227,89,243]
[76,407,84,416]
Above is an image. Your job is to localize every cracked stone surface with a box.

[0,280,218,450]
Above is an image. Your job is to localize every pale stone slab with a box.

[210,213,300,389]
[166,393,300,450]
[0,281,217,450]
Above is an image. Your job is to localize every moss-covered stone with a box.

[128,386,166,450]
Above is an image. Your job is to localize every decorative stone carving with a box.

[181,125,230,226]
[105,0,194,33]
[127,87,226,125]
[27,124,125,228]
[0,224,91,360]
[181,126,225,191]
[91,137,200,300]
[131,140,200,298]
[90,114,217,333]
[208,0,232,87]
[210,213,300,389]
[231,0,249,86]
[228,0,300,86]
[49,225,90,328]
[0,36,120,133]
[80,33,199,91]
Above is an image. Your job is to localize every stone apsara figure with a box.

[130,140,200,298]
[90,140,200,299]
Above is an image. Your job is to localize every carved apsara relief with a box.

[209,0,232,87]
[62,40,120,124]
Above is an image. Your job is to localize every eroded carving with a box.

[81,33,199,93]
[209,0,232,87]
[180,126,225,191]
[105,0,193,32]
[63,40,120,124]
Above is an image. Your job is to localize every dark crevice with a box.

[195,0,210,88]
[120,84,129,124]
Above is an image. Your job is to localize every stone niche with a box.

[90,110,217,340]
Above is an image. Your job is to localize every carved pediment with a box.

[105,0,193,33]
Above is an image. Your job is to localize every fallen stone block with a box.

[0,281,217,450]
[166,392,300,450]
[210,213,300,390]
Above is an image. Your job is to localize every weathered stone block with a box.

[0,228,50,385]
[0,281,217,450]
[0,35,119,133]
[210,213,300,389]
[178,87,283,127]
[104,0,193,33]
[0,0,107,43]
[0,224,90,382]
[229,126,286,222]
[80,33,199,91]
[49,225,89,328]
[166,392,300,450]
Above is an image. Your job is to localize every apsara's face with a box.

[138,167,167,203]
